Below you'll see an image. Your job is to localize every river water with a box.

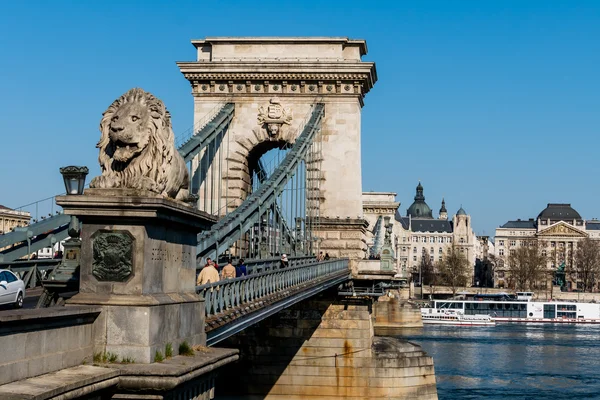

[397,324,600,400]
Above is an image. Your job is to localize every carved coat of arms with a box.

[257,97,293,138]
[92,231,134,282]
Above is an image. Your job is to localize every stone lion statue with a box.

[89,88,190,201]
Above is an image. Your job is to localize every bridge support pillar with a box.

[313,217,369,274]
[218,291,438,399]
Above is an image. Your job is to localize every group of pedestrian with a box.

[196,257,248,286]
[197,251,331,286]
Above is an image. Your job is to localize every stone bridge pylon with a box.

[177,37,377,263]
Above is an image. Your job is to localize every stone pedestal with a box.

[57,189,217,364]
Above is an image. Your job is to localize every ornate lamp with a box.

[59,166,89,195]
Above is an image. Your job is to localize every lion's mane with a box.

[89,88,189,200]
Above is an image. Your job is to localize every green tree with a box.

[574,238,600,292]
[438,246,470,295]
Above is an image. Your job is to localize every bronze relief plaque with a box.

[92,230,134,282]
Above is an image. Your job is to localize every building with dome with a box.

[362,182,476,281]
[494,203,600,290]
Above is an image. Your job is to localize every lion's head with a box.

[90,88,189,200]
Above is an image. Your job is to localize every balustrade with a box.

[196,258,349,318]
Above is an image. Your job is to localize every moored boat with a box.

[429,294,600,324]
[420,308,496,326]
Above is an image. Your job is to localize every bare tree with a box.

[574,238,600,292]
[419,250,436,286]
[438,246,470,295]
[505,240,548,291]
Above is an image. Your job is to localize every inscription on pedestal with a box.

[150,247,191,265]
[92,230,134,282]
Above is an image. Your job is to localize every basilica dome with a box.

[407,182,433,219]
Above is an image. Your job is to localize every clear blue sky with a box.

[1,1,599,236]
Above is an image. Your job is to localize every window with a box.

[542,250,547,257]
[499,249,504,256]
[460,248,465,253]
[439,247,443,254]
[520,241,527,246]
[413,247,417,253]
[460,238,465,244]
[449,237,453,243]
[510,250,515,256]
[510,240,516,246]
[551,242,556,248]
[403,237,407,243]
[430,247,434,253]
[413,237,418,243]
[541,220,547,225]
[4,271,17,283]
[430,256,434,261]
[413,255,417,261]
[402,247,407,252]
[430,237,435,243]
[499,240,504,246]
[422,237,427,243]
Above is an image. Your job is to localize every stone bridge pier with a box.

[216,289,437,400]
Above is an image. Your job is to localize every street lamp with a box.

[60,166,89,195]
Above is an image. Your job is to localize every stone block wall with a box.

[217,294,437,399]
[0,307,100,385]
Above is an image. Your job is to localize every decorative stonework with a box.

[537,222,588,237]
[92,230,134,282]
[256,97,293,138]
[89,88,190,201]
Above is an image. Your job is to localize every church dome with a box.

[537,203,581,221]
[456,206,467,216]
[407,182,433,219]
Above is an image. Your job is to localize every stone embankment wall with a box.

[0,307,100,385]
[219,296,437,399]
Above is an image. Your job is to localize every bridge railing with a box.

[244,255,316,274]
[0,259,61,288]
[196,258,349,319]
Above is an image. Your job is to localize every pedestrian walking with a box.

[221,259,236,279]
[197,260,220,285]
[236,259,247,277]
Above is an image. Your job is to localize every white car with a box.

[0,269,25,308]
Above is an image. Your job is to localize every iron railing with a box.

[0,259,61,288]
[196,258,349,319]
[244,255,315,274]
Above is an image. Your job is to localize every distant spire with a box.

[440,198,447,213]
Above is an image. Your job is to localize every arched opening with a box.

[246,140,291,192]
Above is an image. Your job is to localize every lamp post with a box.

[59,166,89,195]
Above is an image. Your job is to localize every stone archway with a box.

[178,37,376,261]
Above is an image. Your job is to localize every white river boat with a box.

[421,308,496,326]
[429,293,600,324]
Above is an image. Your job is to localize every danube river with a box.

[397,324,600,400]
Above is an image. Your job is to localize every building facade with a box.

[494,203,600,290]
[0,205,30,235]
[363,182,477,281]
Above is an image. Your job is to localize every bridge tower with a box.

[178,37,377,265]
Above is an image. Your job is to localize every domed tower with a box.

[439,198,448,221]
[407,182,433,219]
